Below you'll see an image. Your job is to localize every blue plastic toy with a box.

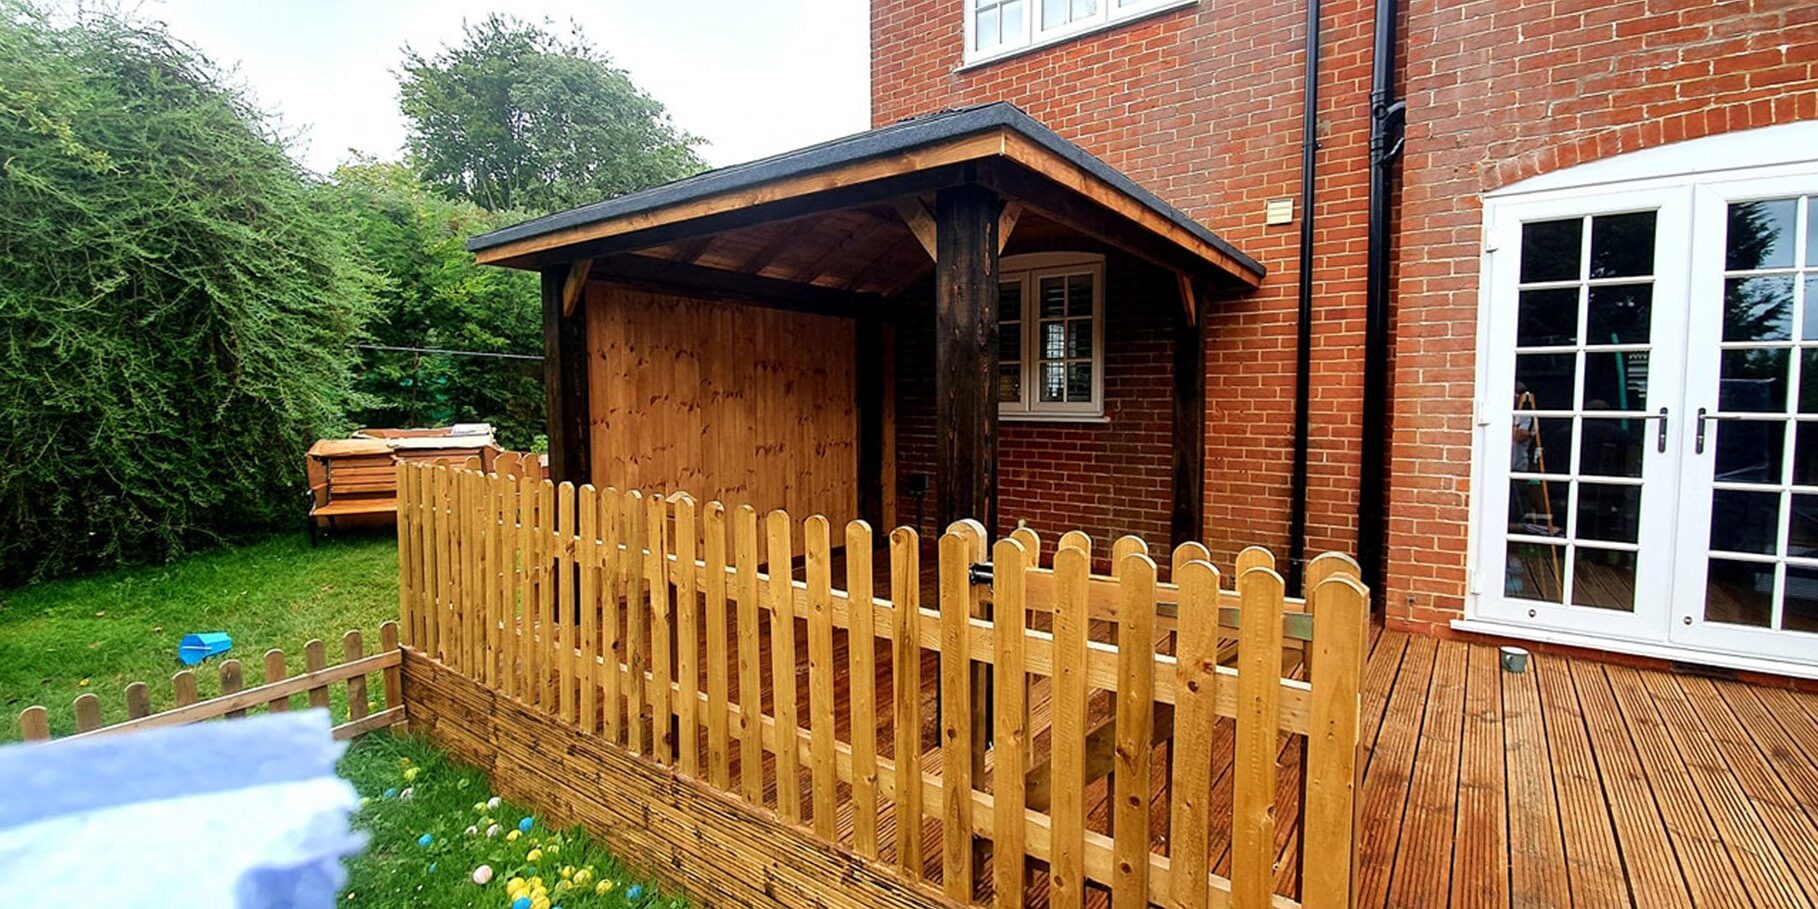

[178,632,233,666]
[383,787,398,799]
[518,816,534,833]
[512,898,530,909]
[626,884,644,900]
[417,834,433,847]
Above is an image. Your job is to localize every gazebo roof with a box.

[467,103,1263,291]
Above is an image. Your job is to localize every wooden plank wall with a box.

[584,282,859,531]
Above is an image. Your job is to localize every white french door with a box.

[1670,176,1818,663]
[1472,132,1818,671]
[1476,187,1690,641]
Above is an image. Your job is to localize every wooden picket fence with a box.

[16,623,405,743]
[398,463,1368,909]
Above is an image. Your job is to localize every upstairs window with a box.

[997,253,1105,420]
[964,0,1194,67]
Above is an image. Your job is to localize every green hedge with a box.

[0,4,374,583]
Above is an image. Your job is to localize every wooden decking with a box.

[1351,628,1818,909]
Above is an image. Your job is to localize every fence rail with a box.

[16,622,405,743]
[398,463,1367,909]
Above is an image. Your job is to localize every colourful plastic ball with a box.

[512,898,530,909]
[488,796,502,810]
[472,864,494,885]
[383,788,398,799]
[626,884,644,900]
[486,824,501,837]
[417,834,433,847]
[518,817,534,833]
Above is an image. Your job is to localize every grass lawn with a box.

[2,530,690,907]
[340,733,685,908]
[0,531,399,740]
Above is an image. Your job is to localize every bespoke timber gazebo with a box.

[468,103,1264,550]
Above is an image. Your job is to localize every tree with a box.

[329,159,544,448]
[0,3,375,583]
[398,15,705,215]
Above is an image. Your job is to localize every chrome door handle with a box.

[1656,407,1668,454]
[1697,407,1708,454]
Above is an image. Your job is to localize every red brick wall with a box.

[1385,0,1818,635]
[873,0,1380,575]
[890,258,1177,556]
[872,0,1818,631]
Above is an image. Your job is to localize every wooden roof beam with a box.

[560,258,593,316]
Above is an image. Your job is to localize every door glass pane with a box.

[1572,548,1636,610]
[1706,559,1775,627]
[1518,416,1570,475]
[1584,351,1648,411]
[1505,540,1564,603]
[1794,422,1818,486]
[1577,483,1641,543]
[1577,418,1644,477]
[1515,354,1575,412]
[1041,321,1064,359]
[1802,350,1818,413]
[1589,211,1656,278]
[1587,284,1651,344]
[1713,419,1785,485]
[1521,218,1582,283]
[1726,198,1797,270]
[1784,566,1818,633]
[1519,288,1579,346]
[1789,494,1818,559]
[1719,348,1789,412]
[1067,275,1093,316]
[1709,489,1781,555]
[1806,277,1818,341]
[1723,276,1794,341]
[1509,476,1568,537]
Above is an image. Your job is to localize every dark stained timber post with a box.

[933,180,1000,902]
[541,265,592,486]
[1171,282,1207,548]
[856,313,886,534]
[933,183,1002,536]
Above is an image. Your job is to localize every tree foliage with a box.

[0,3,375,583]
[328,159,544,448]
[398,14,705,215]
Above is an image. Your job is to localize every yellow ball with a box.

[572,869,591,885]
[402,767,419,782]
[594,880,612,895]
[506,830,521,842]
[545,844,560,856]
[525,849,542,863]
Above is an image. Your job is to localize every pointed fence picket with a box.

[395,462,1368,909]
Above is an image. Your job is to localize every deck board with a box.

[668,550,1818,908]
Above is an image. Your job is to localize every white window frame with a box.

[960,0,1197,69]
[999,252,1106,422]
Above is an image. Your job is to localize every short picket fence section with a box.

[397,463,1368,909]
[16,622,405,743]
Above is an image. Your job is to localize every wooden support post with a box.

[1170,277,1206,548]
[856,313,887,534]
[541,265,592,486]
[933,183,1002,533]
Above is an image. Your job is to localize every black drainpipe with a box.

[1285,0,1321,594]
[1356,0,1406,602]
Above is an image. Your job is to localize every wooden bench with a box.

[307,439,400,544]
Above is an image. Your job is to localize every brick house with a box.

[865,0,1818,676]
[475,1,1817,680]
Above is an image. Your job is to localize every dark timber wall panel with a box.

[584,282,859,530]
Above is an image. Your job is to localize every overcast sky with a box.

[105,0,872,174]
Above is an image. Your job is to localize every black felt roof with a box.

[467,102,1262,279]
